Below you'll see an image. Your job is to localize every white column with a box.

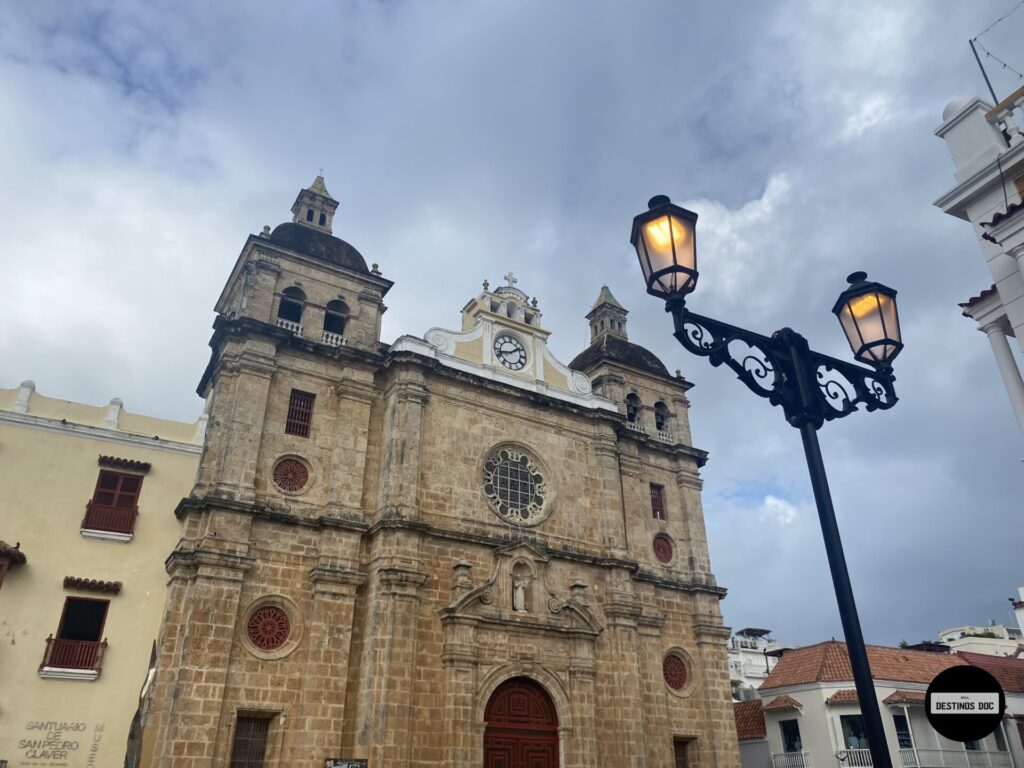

[981,320,1024,435]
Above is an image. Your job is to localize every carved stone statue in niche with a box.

[511,561,532,612]
[512,577,528,612]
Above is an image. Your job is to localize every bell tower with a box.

[587,284,629,342]
[290,174,338,233]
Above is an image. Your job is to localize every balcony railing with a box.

[656,429,675,443]
[276,318,302,335]
[39,636,107,675]
[625,421,646,434]
[321,330,347,347]
[838,749,874,768]
[81,501,138,535]
[841,749,1012,768]
[773,752,811,768]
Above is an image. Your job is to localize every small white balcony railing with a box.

[276,318,302,335]
[773,752,810,768]
[656,429,674,443]
[843,749,1012,768]
[625,421,646,434]
[838,749,874,768]
[321,330,347,347]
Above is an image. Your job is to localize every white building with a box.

[751,641,1023,768]
[939,623,1023,657]
[729,628,785,700]
[934,86,1024,435]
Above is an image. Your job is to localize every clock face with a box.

[493,334,527,370]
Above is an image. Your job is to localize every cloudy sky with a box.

[3,1,1024,648]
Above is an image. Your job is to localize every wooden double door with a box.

[484,678,559,768]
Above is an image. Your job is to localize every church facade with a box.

[140,178,740,768]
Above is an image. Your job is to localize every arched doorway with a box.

[484,677,559,768]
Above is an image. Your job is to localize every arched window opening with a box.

[306,208,314,222]
[277,287,305,326]
[318,212,326,226]
[323,299,349,336]
[625,394,641,424]
[655,402,670,431]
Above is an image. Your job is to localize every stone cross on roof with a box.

[504,272,518,287]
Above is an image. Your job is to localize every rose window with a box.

[663,653,688,690]
[273,458,309,492]
[653,534,673,564]
[246,606,291,651]
[482,447,547,525]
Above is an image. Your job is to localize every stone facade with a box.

[140,178,740,768]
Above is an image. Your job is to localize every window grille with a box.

[650,483,666,520]
[229,717,271,768]
[285,390,315,437]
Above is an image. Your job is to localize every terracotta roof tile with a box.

[63,576,122,594]
[763,695,803,711]
[826,689,860,704]
[883,690,927,705]
[981,201,1024,229]
[734,700,767,740]
[958,652,1024,694]
[959,284,998,316]
[0,540,27,565]
[98,455,151,473]
[760,641,967,690]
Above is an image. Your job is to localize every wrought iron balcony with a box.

[39,636,107,680]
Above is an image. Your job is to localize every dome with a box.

[942,98,972,122]
[569,334,673,380]
[268,223,369,274]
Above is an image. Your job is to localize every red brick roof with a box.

[760,641,967,690]
[883,690,927,705]
[959,284,997,316]
[734,700,767,740]
[763,695,803,711]
[958,652,1024,694]
[826,689,859,704]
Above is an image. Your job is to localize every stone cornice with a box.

[693,621,733,640]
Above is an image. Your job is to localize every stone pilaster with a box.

[694,618,739,768]
[285,560,365,765]
[602,577,646,767]
[638,614,671,767]
[151,513,254,768]
[377,366,428,518]
[441,615,478,768]
[327,367,377,516]
[566,654,598,768]
[355,556,428,764]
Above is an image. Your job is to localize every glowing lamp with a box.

[832,272,903,367]
[631,195,699,299]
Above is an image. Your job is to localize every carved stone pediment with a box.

[439,544,602,638]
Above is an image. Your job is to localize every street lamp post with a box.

[632,195,903,768]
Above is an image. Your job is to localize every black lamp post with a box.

[633,195,902,768]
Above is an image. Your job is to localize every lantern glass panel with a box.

[843,290,900,362]
[640,214,695,295]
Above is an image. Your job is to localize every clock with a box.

[493,334,527,370]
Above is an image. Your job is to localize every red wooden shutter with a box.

[285,390,315,437]
[92,471,143,509]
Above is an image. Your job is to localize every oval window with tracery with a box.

[482,447,547,525]
[273,458,309,492]
[663,653,688,690]
[246,606,291,651]
[653,534,673,564]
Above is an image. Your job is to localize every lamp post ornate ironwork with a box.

[633,195,902,768]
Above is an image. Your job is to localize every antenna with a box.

[970,39,1000,103]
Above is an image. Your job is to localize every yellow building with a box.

[0,381,203,768]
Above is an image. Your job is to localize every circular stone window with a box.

[247,605,290,651]
[653,534,674,564]
[663,652,689,691]
[273,457,309,493]
[482,446,548,526]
